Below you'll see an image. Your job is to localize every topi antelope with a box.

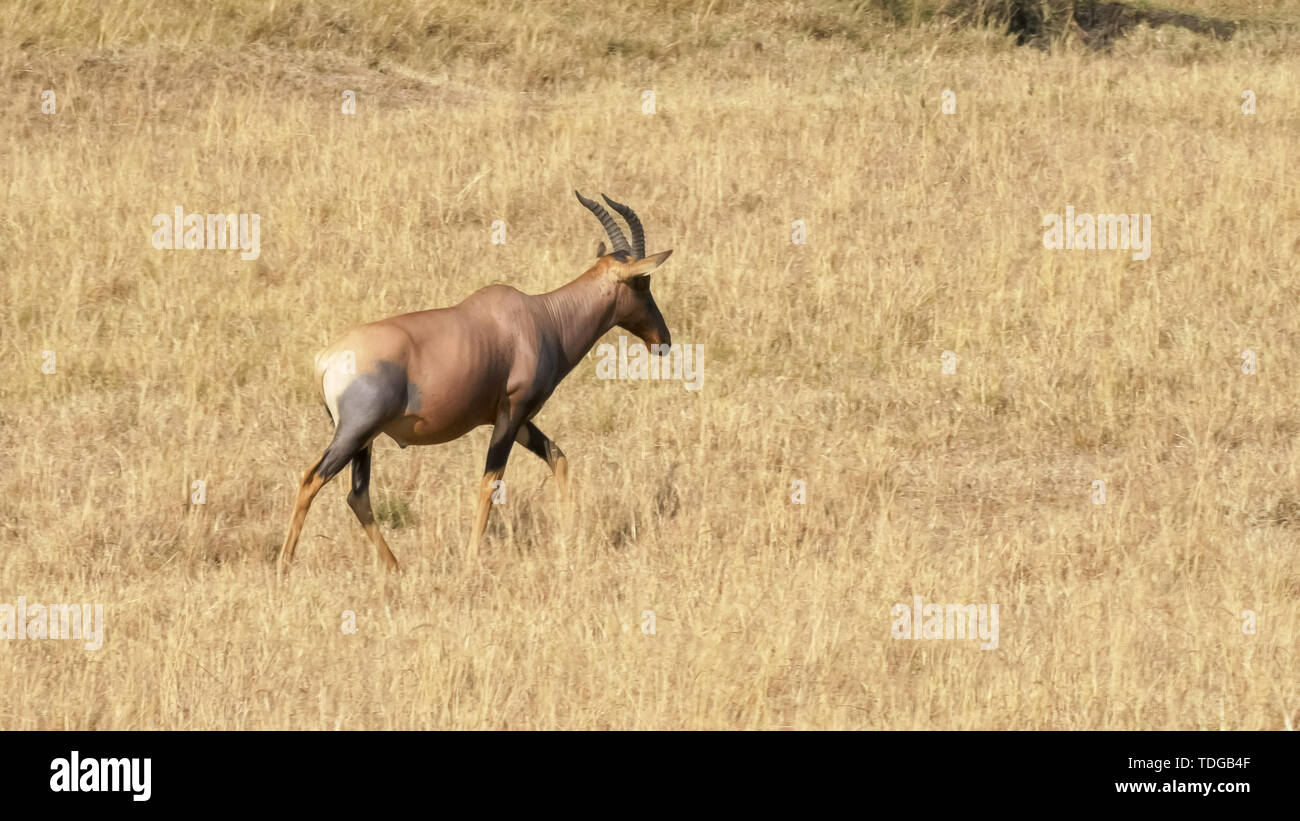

[277,192,673,574]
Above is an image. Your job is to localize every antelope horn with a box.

[574,190,631,256]
[600,194,645,260]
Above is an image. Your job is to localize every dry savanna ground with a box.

[1,0,1297,729]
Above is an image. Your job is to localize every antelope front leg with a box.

[515,421,571,505]
[468,413,519,560]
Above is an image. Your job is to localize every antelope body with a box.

[278,192,673,573]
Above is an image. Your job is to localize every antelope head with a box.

[575,191,674,352]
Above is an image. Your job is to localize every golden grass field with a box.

[1,0,1297,729]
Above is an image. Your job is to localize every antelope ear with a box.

[618,249,672,279]
[596,241,606,258]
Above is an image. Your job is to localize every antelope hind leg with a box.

[346,445,400,571]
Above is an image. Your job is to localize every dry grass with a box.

[0,0,1297,729]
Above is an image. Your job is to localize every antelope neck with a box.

[536,271,620,370]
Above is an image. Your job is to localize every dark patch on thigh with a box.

[318,361,410,479]
[337,361,409,428]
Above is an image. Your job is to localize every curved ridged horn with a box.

[574,190,631,256]
[601,194,644,259]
